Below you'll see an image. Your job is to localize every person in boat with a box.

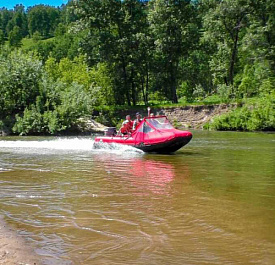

[149,113,159,127]
[133,113,142,131]
[120,115,133,135]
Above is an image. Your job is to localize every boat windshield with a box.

[146,117,174,130]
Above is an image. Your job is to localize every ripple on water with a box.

[0,133,275,264]
[0,168,12,172]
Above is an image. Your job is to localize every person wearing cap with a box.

[120,115,133,135]
[133,113,142,131]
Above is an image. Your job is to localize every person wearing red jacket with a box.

[120,115,133,135]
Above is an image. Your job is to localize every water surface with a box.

[0,131,274,264]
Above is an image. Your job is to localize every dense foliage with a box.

[205,94,275,131]
[0,50,95,135]
[0,0,275,134]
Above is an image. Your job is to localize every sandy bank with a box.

[0,216,41,265]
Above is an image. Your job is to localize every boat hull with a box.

[134,135,192,153]
[94,134,192,154]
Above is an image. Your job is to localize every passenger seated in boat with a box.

[149,113,159,127]
[120,115,133,135]
[133,113,142,131]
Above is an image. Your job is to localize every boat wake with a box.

[0,138,143,155]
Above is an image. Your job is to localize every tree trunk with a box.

[141,78,146,104]
[229,18,242,87]
[117,21,130,106]
[170,62,178,103]
[228,30,239,86]
[131,81,136,106]
[121,60,130,106]
[171,84,178,103]
[145,65,149,104]
[130,69,136,106]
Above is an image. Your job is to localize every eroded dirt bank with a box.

[0,216,41,265]
[117,103,237,129]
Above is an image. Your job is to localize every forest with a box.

[0,0,274,135]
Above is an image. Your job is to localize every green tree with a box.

[6,19,15,35]
[12,81,94,135]
[88,62,116,106]
[60,0,79,25]
[148,0,197,103]
[0,51,43,119]
[32,31,42,42]
[29,30,84,62]
[0,11,2,31]
[4,5,28,38]
[0,29,5,46]
[247,0,275,72]
[13,5,28,37]
[27,5,60,38]
[75,0,149,106]
[45,56,92,89]
[54,23,67,37]
[0,8,13,37]
[0,50,95,135]
[202,0,249,94]
[8,25,23,47]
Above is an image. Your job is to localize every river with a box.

[0,131,275,265]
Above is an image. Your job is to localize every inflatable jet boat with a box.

[94,116,192,153]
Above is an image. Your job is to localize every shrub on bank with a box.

[205,95,275,131]
[0,51,95,135]
[12,81,94,135]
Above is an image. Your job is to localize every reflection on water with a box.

[94,153,187,195]
[0,132,275,264]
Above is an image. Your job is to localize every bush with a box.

[202,94,222,105]
[207,95,275,131]
[13,106,43,135]
[12,81,94,135]
[217,84,231,102]
[0,50,43,118]
[0,50,97,135]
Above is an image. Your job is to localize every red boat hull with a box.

[94,134,192,153]
[135,135,192,153]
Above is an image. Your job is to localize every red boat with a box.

[94,115,192,153]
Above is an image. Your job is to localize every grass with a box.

[21,37,55,50]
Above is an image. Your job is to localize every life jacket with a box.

[121,120,133,134]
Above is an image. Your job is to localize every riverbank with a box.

[2,97,274,136]
[94,96,274,132]
[0,216,40,265]
[1,104,234,136]
[94,103,237,129]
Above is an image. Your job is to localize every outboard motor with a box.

[104,127,117,136]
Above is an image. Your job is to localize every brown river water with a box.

[0,131,275,265]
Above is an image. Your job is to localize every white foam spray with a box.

[0,138,143,155]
